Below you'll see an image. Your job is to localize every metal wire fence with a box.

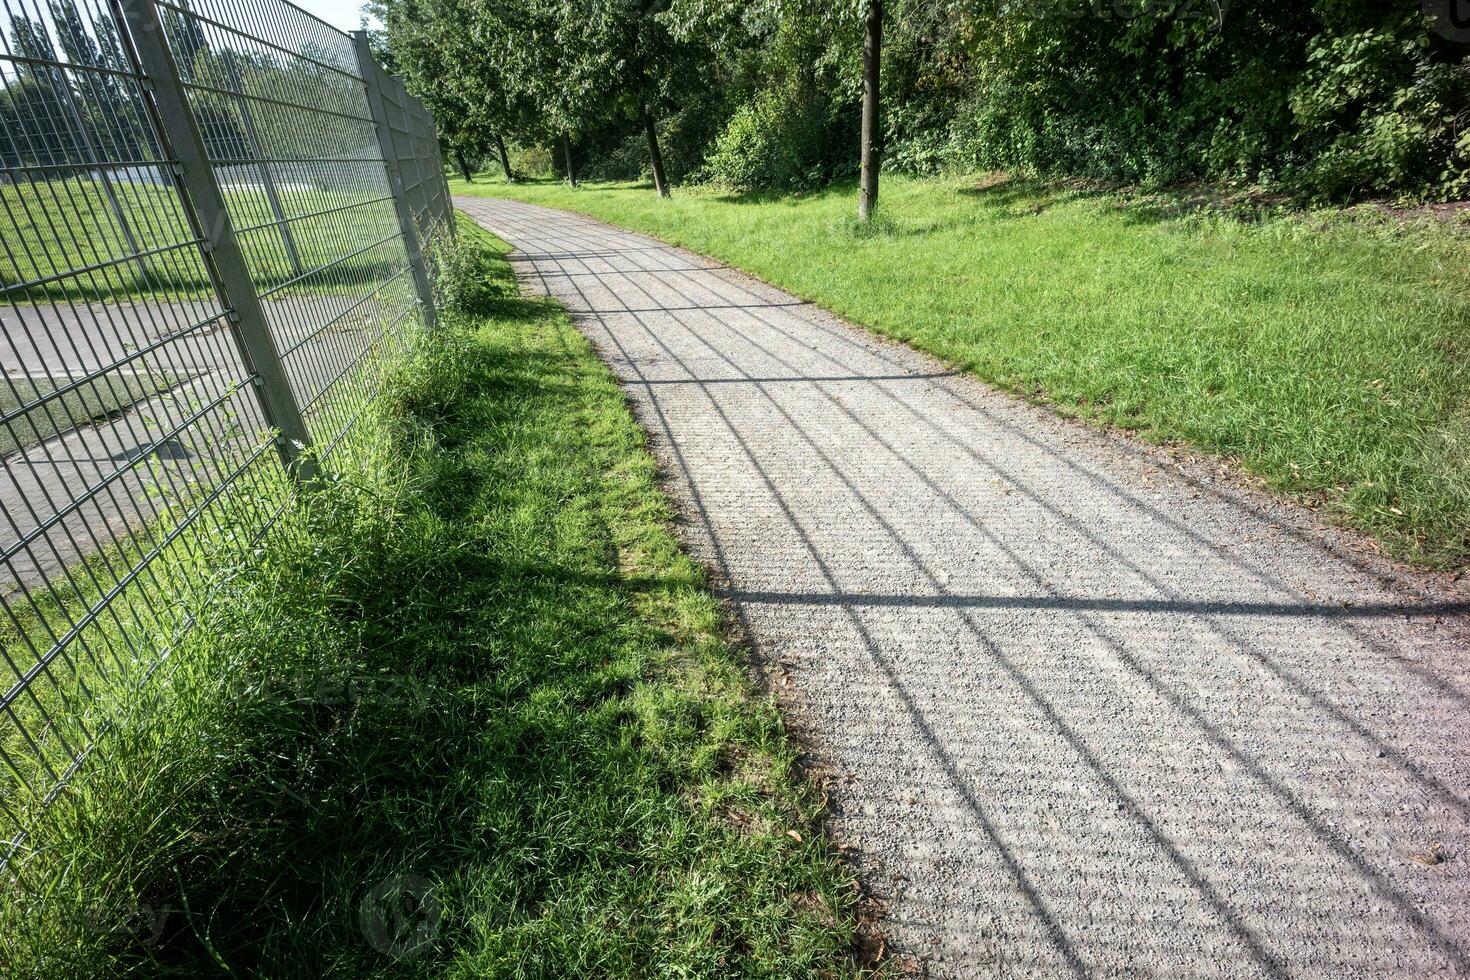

[0,0,449,861]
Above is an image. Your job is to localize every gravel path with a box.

[456,196,1470,979]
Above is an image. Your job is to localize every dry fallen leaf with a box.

[786,829,803,843]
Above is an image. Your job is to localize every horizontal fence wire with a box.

[376,68,450,234]
[0,0,445,863]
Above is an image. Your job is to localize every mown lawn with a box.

[453,173,1470,571]
[0,221,865,977]
[0,176,404,304]
[0,368,182,455]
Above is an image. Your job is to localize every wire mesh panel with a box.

[357,50,449,239]
[0,0,437,861]
[149,0,423,457]
[392,81,450,235]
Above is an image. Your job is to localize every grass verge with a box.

[0,219,865,977]
[1,178,403,304]
[1,369,183,455]
[453,173,1470,571]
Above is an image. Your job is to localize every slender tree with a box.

[561,133,578,186]
[493,134,515,183]
[453,147,473,182]
[857,0,882,222]
[641,101,669,197]
[581,0,707,196]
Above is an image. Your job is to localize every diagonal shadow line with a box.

[584,289,1099,980]
[525,266,729,277]
[485,205,734,283]
[505,219,741,589]
[480,208,1467,675]
[600,291,1312,969]
[632,372,962,386]
[474,210,1455,673]
[579,302,810,314]
[694,297,1470,736]
[496,207,1470,952]
[656,282,1470,826]
[691,261,1468,630]
[505,246,680,261]
[595,266,1470,972]
[598,250,785,314]
[499,216,1298,977]
[720,590,1470,619]
[493,214,695,274]
[483,208,1109,971]
[606,290,1466,974]
[644,271,1470,707]
[478,207,1460,683]
[464,213,707,269]
[485,209,1468,638]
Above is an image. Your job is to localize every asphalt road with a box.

[458,195,1470,979]
[1,293,378,592]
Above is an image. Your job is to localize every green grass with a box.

[1,369,183,455]
[454,172,1470,571]
[1,177,404,305]
[0,220,865,978]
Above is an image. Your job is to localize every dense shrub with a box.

[1290,16,1470,199]
[703,86,852,191]
[581,100,731,183]
[880,0,1470,201]
[507,143,556,179]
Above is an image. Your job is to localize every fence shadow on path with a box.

[458,194,1470,979]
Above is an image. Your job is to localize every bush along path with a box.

[456,194,1470,978]
[1,220,868,977]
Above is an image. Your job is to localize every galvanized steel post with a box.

[351,30,438,331]
[114,0,317,483]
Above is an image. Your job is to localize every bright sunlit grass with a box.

[0,178,403,304]
[454,172,1470,570]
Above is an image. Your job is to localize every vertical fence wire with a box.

[0,0,444,862]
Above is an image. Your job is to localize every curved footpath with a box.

[456,196,1470,979]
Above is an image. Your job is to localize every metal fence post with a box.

[114,0,318,483]
[352,31,438,332]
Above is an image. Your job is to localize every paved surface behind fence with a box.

[1,296,376,591]
[457,196,1470,979]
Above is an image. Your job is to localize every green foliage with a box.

[704,86,851,191]
[1290,16,1470,199]
[386,0,1469,200]
[425,226,506,319]
[368,0,545,158]
[880,0,1470,201]
[509,142,557,179]
[583,101,729,184]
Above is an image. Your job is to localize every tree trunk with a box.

[494,134,515,183]
[642,105,669,198]
[454,147,473,183]
[562,133,579,188]
[857,0,883,223]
